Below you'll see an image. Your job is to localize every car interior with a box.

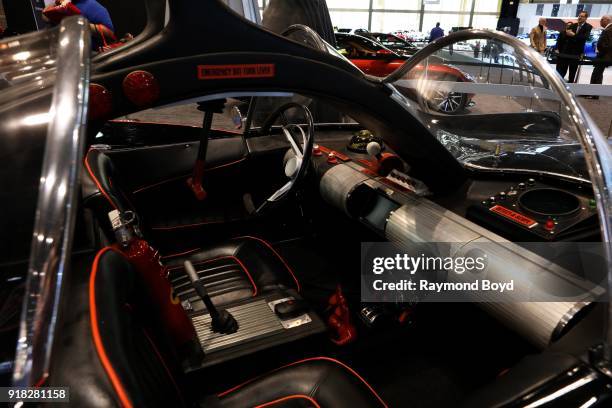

[2,1,610,407]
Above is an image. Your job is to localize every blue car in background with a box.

[583,29,602,59]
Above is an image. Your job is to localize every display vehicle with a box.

[334,32,474,113]
[1,1,611,407]
[369,33,419,57]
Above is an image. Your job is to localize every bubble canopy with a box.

[0,17,91,388]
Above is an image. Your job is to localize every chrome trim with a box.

[385,29,612,349]
[463,163,591,185]
[551,301,592,342]
[12,17,90,387]
[522,370,598,408]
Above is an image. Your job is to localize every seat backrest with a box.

[48,248,186,407]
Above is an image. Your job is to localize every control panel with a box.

[467,178,598,241]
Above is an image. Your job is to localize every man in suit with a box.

[589,15,612,98]
[556,11,592,83]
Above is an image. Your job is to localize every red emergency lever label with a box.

[198,64,275,80]
[490,205,538,229]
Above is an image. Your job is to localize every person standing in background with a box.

[556,11,592,83]
[588,15,612,97]
[529,18,547,54]
[43,0,115,50]
[429,22,444,43]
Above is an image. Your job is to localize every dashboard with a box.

[309,128,600,243]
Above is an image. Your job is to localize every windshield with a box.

[386,31,591,181]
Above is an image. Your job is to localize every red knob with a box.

[544,218,555,231]
[313,144,323,156]
[327,153,338,164]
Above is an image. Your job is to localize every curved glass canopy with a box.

[3,17,91,387]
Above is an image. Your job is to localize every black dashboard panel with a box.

[465,179,598,241]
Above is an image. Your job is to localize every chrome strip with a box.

[12,17,90,387]
[385,29,612,349]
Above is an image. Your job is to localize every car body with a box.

[2,2,612,408]
[369,32,419,57]
[335,32,474,113]
[393,30,429,43]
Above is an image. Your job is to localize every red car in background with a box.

[335,32,474,114]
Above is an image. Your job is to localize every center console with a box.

[183,290,326,370]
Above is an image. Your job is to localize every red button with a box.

[544,218,555,231]
[327,153,338,164]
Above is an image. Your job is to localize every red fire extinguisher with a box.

[109,210,204,366]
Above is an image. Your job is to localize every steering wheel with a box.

[255,102,314,214]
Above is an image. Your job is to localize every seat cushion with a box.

[165,236,300,308]
[214,356,387,408]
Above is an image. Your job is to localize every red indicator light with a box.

[122,70,160,107]
[89,83,113,120]
[544,218,555,231]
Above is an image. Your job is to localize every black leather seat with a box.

[84,147,300,305]
[48,248,386,408]
[164,235,300,307]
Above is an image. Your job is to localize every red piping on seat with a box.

[160,247,201,260]
[33,375,48,388]
[167,255,258,296]
[132,157,247,194]
[89,247,133,408]
[255,395,320,408]
[217,356,387,407]
[234,236,301,292]
[84,149,118,210]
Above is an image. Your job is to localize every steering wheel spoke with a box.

[255,103,314,215]
[282,125,305,159]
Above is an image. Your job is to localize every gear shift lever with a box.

[184,260,238,334]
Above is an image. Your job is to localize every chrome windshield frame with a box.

[12,17,91,387]
[386,28,612,351]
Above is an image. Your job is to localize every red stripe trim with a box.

[89,247,133,408]
[151,219,225,231]
[132,157,247,194]
[168,255,257,296]
[160,247,201,260]
[33,375,47,388]
[84,149,118,210]
[255,395,320,408]
[217,356,387,407]
[234,236,300,292]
